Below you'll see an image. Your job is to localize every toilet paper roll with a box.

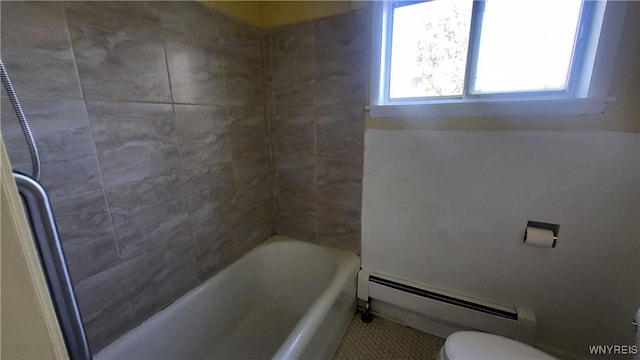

[525,227,556,248]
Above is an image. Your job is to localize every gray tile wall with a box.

[1,1,271,352]
[1,1,367,353]
[265,10,368,254]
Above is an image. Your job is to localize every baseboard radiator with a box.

[357,269,536,342]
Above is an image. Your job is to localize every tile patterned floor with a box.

[333,313,446,360]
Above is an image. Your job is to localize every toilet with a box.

[437,331,556,360]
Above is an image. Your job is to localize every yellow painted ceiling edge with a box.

[261,1,352,28]
[201,1,264,28]
[201,1,353,29]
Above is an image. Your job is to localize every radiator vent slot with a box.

[358,270,536,342]
[369,275,518,321]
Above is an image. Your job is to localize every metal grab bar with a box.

[13,172,92,360]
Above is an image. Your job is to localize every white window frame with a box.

[367,0,628,118]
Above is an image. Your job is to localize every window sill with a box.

[366,97,615,118]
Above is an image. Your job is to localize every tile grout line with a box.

[312,20,319,244]
[60,2,140,339]
[266,30,282,234]
[217,17,248,267]
[61,2,122,262]
[260,30,277,233]
[158,25,199,283]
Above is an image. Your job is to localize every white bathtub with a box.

[95,235,361,360]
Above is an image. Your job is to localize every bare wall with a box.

[361,3,640,358]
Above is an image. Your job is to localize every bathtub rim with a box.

[95,235,361,359]
[271,237,361,359]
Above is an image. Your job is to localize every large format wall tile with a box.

[222,17,264,106]
[270,22,315,106]
[317,156,362,210]
[1,1,367,354]
[74,264,136,352]
[1,1,274,354]
[0,97,32,170]
[277,181,316,217]
[230,105,268,159]
[270,22,315,64]
[317,202,360,254]
[106,173,191,260]
[40,158,103,200]
[315,58,367,106]
[1,98,95,163]
[225,61,264,106]
[314,9,368,56]
[193,226,238,280]
[0,97,103,199]
[276,153,315,188]
[156,1,220,44]
[164,30,226,105]
[179,161,236,197]
[276,152,316,217]
[87,101,181,187]
[240,200,273,249]
[316,103,364,159]
[271,54,315,106]
[55,191,120,284]
[174,104,231,168]
[314,10,368,106]
[268,9,367,253]
[275,212,316,242]
[220,16,263,64]
[66,2,171,102]
[234,157,272,216]
[274,105,315,155]
[0,2,82,99]
[121,242,199,324]
[187,184,238,235]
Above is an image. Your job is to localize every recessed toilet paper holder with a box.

[524,221,559,248]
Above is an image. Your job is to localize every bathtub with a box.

[95,235,361,360]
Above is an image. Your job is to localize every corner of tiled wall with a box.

[1,0,370,353]
[267,8,371,255]
[1,1,272,352]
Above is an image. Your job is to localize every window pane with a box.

[389,0,473,99]
[471,0,583,94]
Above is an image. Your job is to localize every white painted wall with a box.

[362,130,639,357]
[361,3,640,358]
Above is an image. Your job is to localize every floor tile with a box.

[333,314,445,360]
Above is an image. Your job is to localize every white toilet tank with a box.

[438,331,555,360]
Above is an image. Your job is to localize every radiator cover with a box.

[357,269,536,342]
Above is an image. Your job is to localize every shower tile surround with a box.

[1,1,366,353]
[1,1,272,352]
[267,11,368,253]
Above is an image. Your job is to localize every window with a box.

[369,0,628,117]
